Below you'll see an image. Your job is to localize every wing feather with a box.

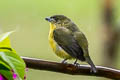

[53,27,85,61]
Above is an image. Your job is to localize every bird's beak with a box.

[45,17,51,22]
[45,17,55,22]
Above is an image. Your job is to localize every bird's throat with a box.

[50,23,56,31]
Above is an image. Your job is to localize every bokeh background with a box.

[0,0,120,80]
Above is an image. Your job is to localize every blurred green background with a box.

[0,0,120,80]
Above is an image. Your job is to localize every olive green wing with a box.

[53,27,85,61]
[73,31,89,57]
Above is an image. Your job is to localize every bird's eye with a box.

[50,16,58,21]
[53,18,58,22]
[50,17,60,24]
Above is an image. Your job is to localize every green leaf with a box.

[0,31,14,47]
[0,51,26,80]
[0,63,13,80]
[0,31,26,80]
[0,31,15,52]
[0,59,11,70]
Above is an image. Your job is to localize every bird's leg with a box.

[61,59,67,64]
[73,59,80,66]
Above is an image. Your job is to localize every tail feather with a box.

[85,56,97,73]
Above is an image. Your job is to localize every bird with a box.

[45,15,97,73]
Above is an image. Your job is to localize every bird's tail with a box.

[85,56,97,73]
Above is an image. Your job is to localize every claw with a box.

[61,59,67,64]
[73,59,80,66]
[90,68,96,73]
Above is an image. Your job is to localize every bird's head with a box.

[45,15,71,27]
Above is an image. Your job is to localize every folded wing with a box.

[53,27,85,61]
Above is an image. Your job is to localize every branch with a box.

[22,57,120,79]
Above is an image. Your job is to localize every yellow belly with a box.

[48,23,72,59]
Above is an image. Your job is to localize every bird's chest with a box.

[48,23,58,52]
[48,30,57,52]
[48,23,72,59]
[48,28,63,54]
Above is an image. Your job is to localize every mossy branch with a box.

[22,57,120,80]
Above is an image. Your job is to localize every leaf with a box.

[0,31,14,47]
[0,31,15,52]
[0,63,13,80]
[0,59,11,70]
[0,51,26,80]
[0,31,26,80]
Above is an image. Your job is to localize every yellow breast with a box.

[48,23,72,59]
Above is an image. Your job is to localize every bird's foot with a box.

[73,62,80,66]
[90,69,93,73]
[90,68,97,73]
[61,59,67,64]
[73,59,80,66]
